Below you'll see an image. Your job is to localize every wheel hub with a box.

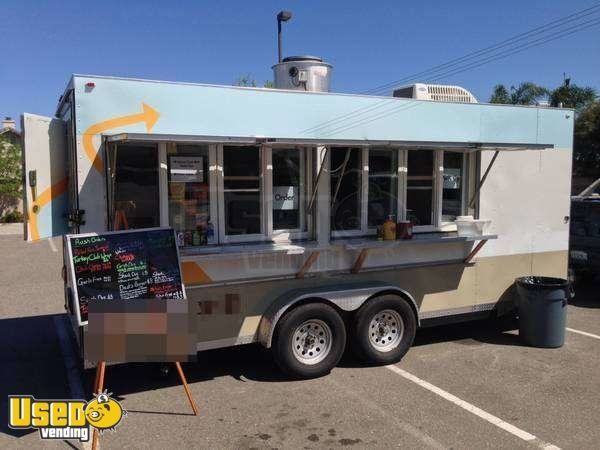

[369,309,404,352]
[292,319,332,365]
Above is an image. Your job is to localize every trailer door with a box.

[21,113,69,241]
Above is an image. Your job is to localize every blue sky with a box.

[2,0,599,126]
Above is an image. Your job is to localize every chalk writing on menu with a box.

[68,229,184,323]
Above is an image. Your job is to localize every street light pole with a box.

[277,10,292,63]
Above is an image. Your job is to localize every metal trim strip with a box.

[104,133,554,151]
[419,302,496,320]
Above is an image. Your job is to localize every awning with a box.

[104,132,554,151]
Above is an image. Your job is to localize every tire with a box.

[272,302,346,379]
[352,295,416,364]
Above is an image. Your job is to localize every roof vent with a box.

[393,83,478,103]
[272,55,333,92]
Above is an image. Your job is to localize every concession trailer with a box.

[21,55,574,377]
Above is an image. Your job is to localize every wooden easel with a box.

[91,209,197,449]
[91,361,198,450]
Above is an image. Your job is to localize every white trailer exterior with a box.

[21,74,573,377]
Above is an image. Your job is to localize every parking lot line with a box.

[566,327,600,340]
[326,376,446,449]
[48,237,58,252]
[386,365,559,449]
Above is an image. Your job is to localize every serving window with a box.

[109,143,160,230]
[144,144,313,248]
[222,145,262,239]
[406,150,434,226]
[330,148,363,233]
[167,144,213,246]
[108,142,477,248]
[271,148,308,234]
[441,151,473,223]
[329,148,477,237]
[368,149,398,227]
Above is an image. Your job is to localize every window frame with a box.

[217,144,266,244]
[366,147,403,232]
[158,143,314,246]
[331,147,405,238]
[330,147,368,238]
[159,142,219,245]
[330,147,477,237]
[439,150,477,231]
[268,146,312,241]
[154,142,479,249]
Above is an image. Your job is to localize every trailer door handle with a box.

[29,170,38,211]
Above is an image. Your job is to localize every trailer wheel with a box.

[352,295,416,364]
[272,302,346,379]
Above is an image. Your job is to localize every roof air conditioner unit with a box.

[393,83,478,103]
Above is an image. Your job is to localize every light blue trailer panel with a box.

[71,75,573,149]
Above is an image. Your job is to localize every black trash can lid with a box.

[516,276,569,289]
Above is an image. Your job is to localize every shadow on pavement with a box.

[1,305,566,433]
[0,314,70,439]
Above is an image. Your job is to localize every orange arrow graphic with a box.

[83,103,160,173]
[28,176,69,241]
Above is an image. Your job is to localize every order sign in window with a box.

[272,148,303,231]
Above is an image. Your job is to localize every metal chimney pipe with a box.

[277,11,292,63]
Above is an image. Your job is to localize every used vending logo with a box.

[8,391,126,442]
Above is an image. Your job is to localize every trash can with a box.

[515,276,571,348]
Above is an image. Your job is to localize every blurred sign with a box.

[170,156,204,182]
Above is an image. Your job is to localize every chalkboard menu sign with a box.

[65,227,185,325]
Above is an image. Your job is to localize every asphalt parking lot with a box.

[1,231,599,449]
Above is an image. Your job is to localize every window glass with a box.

[442,152,465,221]
[223,146,261,235]
[368,149,398,227]
[330,148,362,231]
[406,150,433,226]
[273,148,303,230]
[113,144,159,230]
[167,145,211,246]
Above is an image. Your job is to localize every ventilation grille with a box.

[393,83,478,103]
[426,84,477,103]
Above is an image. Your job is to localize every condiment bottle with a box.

[382,215,396,240]
[397,220,412,240]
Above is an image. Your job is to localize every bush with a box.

[0,136,22,215]
[2,209,23,223]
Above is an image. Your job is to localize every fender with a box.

[257,281,419,348]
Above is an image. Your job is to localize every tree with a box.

[234,75,275,88]
[549,83,596,111]
[490,85,510,104]
[234,74,257,87]
[489,82,549,105]
[573,101,600,176]
[0,136,22,218]
[489,80,600,181]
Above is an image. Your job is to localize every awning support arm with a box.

[331,148,351,207]
[468,150,499,209]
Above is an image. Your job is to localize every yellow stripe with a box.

[28,177,69,241]
[82,103,160,173]
[182,261,213,285]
